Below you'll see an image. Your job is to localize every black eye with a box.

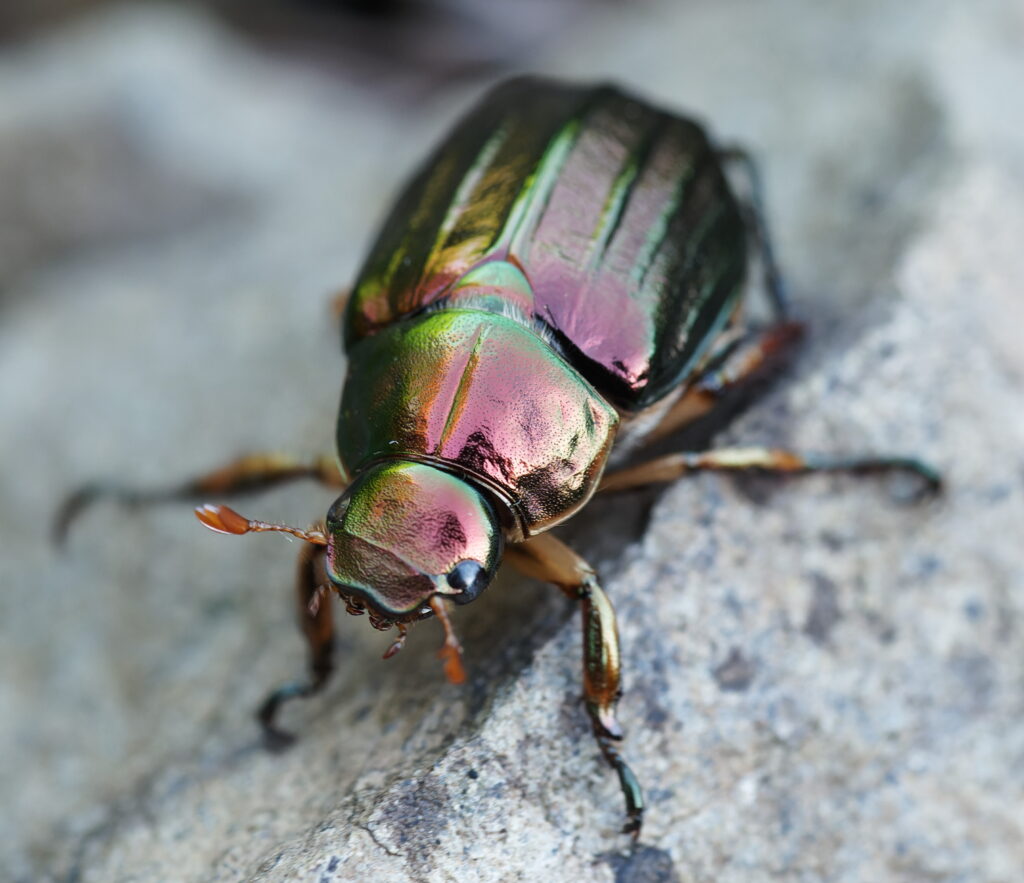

[447,560,487,605]
[326,494,350,528]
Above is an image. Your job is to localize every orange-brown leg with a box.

[505,533,644,838]
[645,320,804,444]
[600,446,941,495]
[608,314,939,495]
[55,453,345,545]
[257,542,335,749]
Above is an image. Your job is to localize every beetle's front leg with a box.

[505,533,644,838]
[56,453,346,544]
[257,541,335,749]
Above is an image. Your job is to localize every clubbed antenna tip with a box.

[195,503,328,546]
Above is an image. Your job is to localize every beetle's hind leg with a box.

[611,321,941,497]
[505,533,644,838]
[718,145,789,318]
[257,542,335,750]
[604,345,941,496]
[55,453,346,545]
[644,320,805,444]
[600,446,941,497]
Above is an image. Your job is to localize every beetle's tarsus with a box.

[256,681,307,750]
[802,454,944,500]
[596,730,645,840]
[886,458,944,497]
[256,670,331,751]
[52,482,147,547]
[53,485,97,547]
[260,723,298,754]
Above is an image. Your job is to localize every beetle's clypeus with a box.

[59,77,939,838]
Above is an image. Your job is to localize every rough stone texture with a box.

[2,2,1023,881]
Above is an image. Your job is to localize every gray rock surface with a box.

[2,2,1022,880]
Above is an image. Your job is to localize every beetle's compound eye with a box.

[447,560,487,605]
[325,493,351,529]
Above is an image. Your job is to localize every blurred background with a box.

[1,2,1022,881]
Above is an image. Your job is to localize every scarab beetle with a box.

[59,77,938,837]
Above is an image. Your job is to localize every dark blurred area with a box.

[0,0,628,294]
[0,0,618,85]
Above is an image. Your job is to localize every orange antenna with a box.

[195,504,328,546]
[429,596,466,684]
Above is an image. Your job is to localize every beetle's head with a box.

[324,460,502,620]
[194,460,501,683]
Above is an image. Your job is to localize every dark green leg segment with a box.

[505,534,645,838]
[596,733,645,837]
[257,543,335,750]
[718,145,789,317]
[800,453,942,494]
[55,453,345,546]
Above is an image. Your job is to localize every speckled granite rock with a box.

[2,3,1022,881]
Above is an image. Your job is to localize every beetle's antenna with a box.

[429,596,466,684]
[195,503,328,546]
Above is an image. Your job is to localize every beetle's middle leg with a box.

[55,453,346,544]
[257,541,336,749]
[504,532,644,838]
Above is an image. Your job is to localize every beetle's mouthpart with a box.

[341,593,367,617]
[430,595,466,684]
[382,622,409,659]
[195,503,328,546]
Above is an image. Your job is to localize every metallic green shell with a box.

[345,76,747,411]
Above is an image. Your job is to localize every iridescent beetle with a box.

[59,77,938,837]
